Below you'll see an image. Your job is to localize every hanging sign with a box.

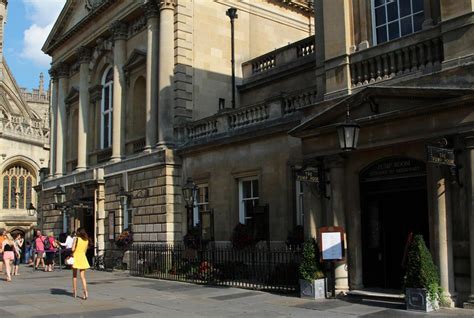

[319,226,345,261]
[426,146,455,166]
[296,168,319,183]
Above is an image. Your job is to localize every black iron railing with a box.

[129,244,302,293]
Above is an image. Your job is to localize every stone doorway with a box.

[360,157,430,290]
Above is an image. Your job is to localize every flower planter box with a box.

[300,278,326,299]
[406,288,439,312]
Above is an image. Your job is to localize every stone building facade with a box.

[40,0,474,309]
[0,0,50,239]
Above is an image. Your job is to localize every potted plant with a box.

[115,229,133,270]
[404,234,441,312]
[299,238,326,299]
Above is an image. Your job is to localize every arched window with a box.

[101,67,114,149]
[1,164,35,209]
[372,0,424,44]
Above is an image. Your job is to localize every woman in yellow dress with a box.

[72,227,90,300]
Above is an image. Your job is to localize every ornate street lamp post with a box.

[226,7,238,109]
[54,185,68,232]
[337,104,360,151]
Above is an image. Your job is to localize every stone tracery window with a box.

[101,66,114,149]
[2,164,35,209]
[372,0,424,44]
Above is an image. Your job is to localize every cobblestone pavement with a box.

[0,266,472,317]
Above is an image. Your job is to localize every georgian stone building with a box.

[40,0,474,308]
[0,0,50,239]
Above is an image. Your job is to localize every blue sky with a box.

[4,0,65,91]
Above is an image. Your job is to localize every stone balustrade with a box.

[350,27,443,88]
[242,36,315,78]
[228,104,269,129]
[182,86,318,144]
[125,137,146,154]
[0,115,49,143]
[282,86,318,115]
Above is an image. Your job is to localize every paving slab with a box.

[0,265,472,317]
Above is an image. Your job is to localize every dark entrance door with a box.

[360,157,429,290]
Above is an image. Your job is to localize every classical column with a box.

[345,168,364,290]
[157,0,176,148]
[358,0,370,50]
[465,137,474,307]
[143,0,159,151]
[76,46,92,171]
[109,21,128,162]
[328,157,349,293]
[431,166,455,306]
[48,69,58,178]
[55,63,69,177]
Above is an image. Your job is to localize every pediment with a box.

[290,86,474,137]
[65,87,79,105]
[123,49,146,72]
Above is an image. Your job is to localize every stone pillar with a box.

[422,0,434,28]
[358,0,370,50]
[95,168,106,255]
[328,157,349,293]
[76,46,92,171]
[345,168,364,290]
[303,183,323,239]
[109,21,128,162]
[48,69,58,178]
[55,63,69,177]
[157,0,176,148]
[431,166,455,306]
[143,1,159,151]
[465,137,474,307]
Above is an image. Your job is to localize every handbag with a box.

[65,256,74,265]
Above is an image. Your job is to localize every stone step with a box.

[346,289,406,309]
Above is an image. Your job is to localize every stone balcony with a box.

[177,85,318,147]
[349,26,443,88]
[241,36,315,85]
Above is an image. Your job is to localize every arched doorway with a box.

[360,157,429,290]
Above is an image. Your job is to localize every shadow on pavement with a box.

[50,288,72,296]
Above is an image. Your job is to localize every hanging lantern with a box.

[337,104,360,151]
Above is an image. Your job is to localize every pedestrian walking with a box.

[60,231,74,264]
[2,233,19,282]
[34,230,45,270]
[24,241,32,265]
[72,228,89,300]
[0,229,6,274]
[13,233,24,276]
[44,232,58,272]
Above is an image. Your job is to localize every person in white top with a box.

[60,232,75,264]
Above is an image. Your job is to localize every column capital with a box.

[76,46,93,64]
[55,62,70,78]
[48,68,58,81]
[159,0,176,10]
[109,20,128,41]
[143,0,159,19]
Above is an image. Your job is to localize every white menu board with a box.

[321,232,343,260]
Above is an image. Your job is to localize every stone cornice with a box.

[43,0,116,55]
[266,0,313,15]
[75,46,93,64]
[109,20,129,41]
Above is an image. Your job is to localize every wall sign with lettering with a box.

[296,168,319,183]
[426,146,455,166]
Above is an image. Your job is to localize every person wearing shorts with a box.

[34,230,45,270]
[2,233,18,282]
